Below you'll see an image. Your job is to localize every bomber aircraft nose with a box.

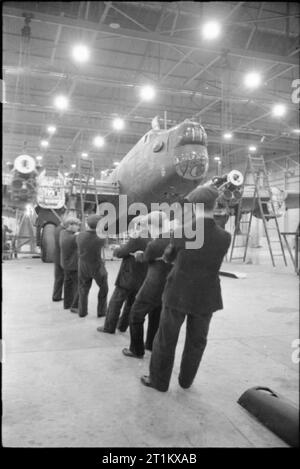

[174,145,209,180]
[172,120,209,180]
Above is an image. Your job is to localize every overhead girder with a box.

[3,118,297,156]
[4,42,296,94]
[3,6,299,67]
[4,98,298,144]
[3,65,295,106]
[4,114,297,147]
[121,1,299,37]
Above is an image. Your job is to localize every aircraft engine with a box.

[211,170,244,208]
[10,154,37,201]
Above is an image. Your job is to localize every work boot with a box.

[122,348,143,359]
[97,326,114,334]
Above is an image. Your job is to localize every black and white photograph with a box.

[2,0,299,454]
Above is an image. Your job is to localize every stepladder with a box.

[230,155,287,267]
[68,158,99,229]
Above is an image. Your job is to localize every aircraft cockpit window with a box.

[175,125,207,147]
[153,141,164,152]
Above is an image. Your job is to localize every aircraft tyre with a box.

[41,223,56,263]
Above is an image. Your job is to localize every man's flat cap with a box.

[87,214,101,229]
[64,217,81,227]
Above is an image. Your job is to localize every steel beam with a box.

[50,23,63,64]
[232,112,271,132]
[3,129,296,155]
[159,49,194,83]
[265,64,296,83]
[3,7,298,66]
[100,2,112,24]
[108,2,151,32]
[231,13,300,25]
[125,2,298,37]
[183,56,221,87]
[4,65,293,105]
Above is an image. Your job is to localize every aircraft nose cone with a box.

[174,144,208,180]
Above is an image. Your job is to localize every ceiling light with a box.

[93,135,105,148]
[272,104,286,117]
[244,72,262,89]
[40,140,49,148]
[113,161,120,166]
[140,85,156,101]
[81,152,88,158]
[223,132,232,140]
[201,21,221,40]
[112,117,125,131]
[249,145,257,152]
[71,44,90,63]
[36,155,43,160]
[109,23,120,29]
[292,128,300,134]
[47,125,56,134]
[214,156,221,161]
[54,95,69,111]
[71,164,76,169]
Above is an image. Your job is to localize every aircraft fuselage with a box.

[108,119,209,207]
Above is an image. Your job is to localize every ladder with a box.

[13,208,37,257]
[230,155,287,267]
[69,158,99,229]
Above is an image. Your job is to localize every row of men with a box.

[52,214,108,317]
[52,211,157,348]
[52,185,231,392]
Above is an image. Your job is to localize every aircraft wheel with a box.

[41,223,56,263]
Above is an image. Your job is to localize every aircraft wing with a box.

[284,191,300,209]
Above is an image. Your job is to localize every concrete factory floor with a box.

[2,254,299,448]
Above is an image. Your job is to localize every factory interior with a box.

[2,1,299,453]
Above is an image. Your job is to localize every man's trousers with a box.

[103,286,136,333]
[78,262,108,317]
[63,270,79,309]
[149,305,213,391]
[129,300,162,356]
[117,289,137,332]
[52,263,64,301]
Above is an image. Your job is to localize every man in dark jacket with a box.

[76,214,108,318]
[122,211,172,358]
[97,234,149,334]
[52,220,66,302]
[140,186,231,392]
[59,217,81,311]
